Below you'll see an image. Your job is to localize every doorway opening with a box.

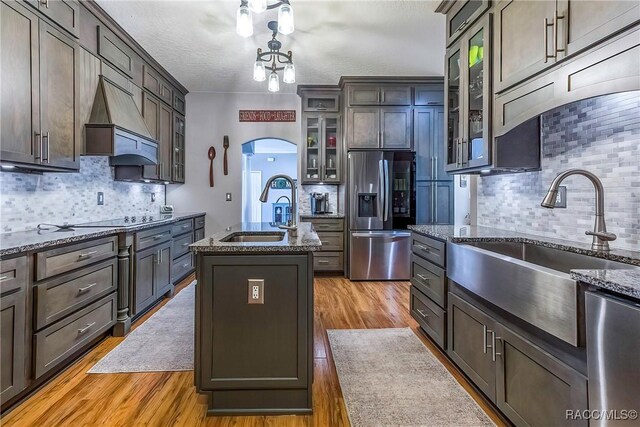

[241,138,297,224]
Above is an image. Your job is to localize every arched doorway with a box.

[241,138,297,224]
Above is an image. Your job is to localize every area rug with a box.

[88,281,196,373]
[327,328,494,427]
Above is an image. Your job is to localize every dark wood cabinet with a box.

[381,108,412,149]
[301,113,342,184]
[414,107,446,180]
[142,93,172,181]
[97,24,136,78]
[414,85,445,106]
[347,85,412,106]
[445,0,490,47]
[0,256,29,405]
[172,113,185,183]
[417,181,453,225]
[133,241,172,316]
[347,108,379,149]
[143,65,173,105]
[33,0,80,39]
[495,323,588,426]
[347,107,412,150]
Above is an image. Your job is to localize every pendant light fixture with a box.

[253,21,294,92]
[236,0,294,37]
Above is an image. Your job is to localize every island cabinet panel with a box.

[198,254,312,415]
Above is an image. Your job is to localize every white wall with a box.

[166,92,301,235]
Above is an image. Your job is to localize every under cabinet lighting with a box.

[1,165,16,170]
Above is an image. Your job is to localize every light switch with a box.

[248,279,264,304]
[97,192,104,205]
[226,193,232,201]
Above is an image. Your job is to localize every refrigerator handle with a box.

[383,159,390,222]
[378,159,385,222]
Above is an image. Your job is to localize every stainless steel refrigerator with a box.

[347,151,416,280]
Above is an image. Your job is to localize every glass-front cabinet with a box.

[445,14,491,173]
[302,113,342,184]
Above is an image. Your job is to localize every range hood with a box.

[85,76,158,166]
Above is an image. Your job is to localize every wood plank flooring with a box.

[2,275,506,427]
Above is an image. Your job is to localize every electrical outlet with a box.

[97,192,104,205]
[226,193,232,201]
[151,193,156,202]
[247,279,264,304]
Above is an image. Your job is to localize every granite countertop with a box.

[0,212,205,257]
[300,213,345,219]
[190,222,321,253]
[408,224,640,299]
[571,270,640,300]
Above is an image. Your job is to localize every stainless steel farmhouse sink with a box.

[220,232,285,243]
[447,241,634,346]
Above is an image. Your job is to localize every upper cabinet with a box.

[26,0,80,38]
[172,113,186,183]
[143,65,173,106]
[142,93,173,181]
[445,0,490,47]
[347,85,412,106]
[347,108,412,150]
[414,107,446,181]
[445,14,492,172]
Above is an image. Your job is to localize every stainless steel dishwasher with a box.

[586,291,640,425]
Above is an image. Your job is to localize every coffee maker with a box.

[310,193,330,214]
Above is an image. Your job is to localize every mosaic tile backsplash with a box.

[477,92,640,251]
[0,157,165,233]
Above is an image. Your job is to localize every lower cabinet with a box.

[448,291,588,426]
[301,216,344,274]
[133,241,172,316]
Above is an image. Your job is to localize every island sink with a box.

[220,232,285,243]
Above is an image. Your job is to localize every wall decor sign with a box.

[239,110,296,122]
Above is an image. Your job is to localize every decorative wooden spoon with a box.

[223,136,229,176]
[208,146,216,187]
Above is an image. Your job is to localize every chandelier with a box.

[253,21,295,92]
[236,0,294,38]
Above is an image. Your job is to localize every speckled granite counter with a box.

[408,224,640,266]
[571,270,640,300]
[300,213,345,219]
[190,222,321,253]
[0,212,205,257]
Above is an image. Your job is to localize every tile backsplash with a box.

[477,91,640,251]
[298,185,341,214]
[0,157,165,233]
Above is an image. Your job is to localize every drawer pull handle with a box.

[416,309,429,318]
[415,244,430,253]
[317,225,330,228]
[153,234,165,240]
[318,260,330,265]
[182,225,189,229]
[182,243,190,246]
[182,263,190,268]
[77,283,97,295]
[78,251,97,260]
[78,322,96,335]
[0,275,8,281]
[416,273,430,283]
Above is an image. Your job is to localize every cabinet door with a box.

[433,107,446,179]
[303,94,339,112]
[172,113,185,183]
[302,114,321,183]
[495,324,588,426]
[155,243,172,297]
[446,0,490,47]
[381,108,411,150]
[414,85,444,106]
[414,107,446,180]
[158,102,173,181]
[348,86,380,106]
[133,247,157,316]
[38,0,80,39]
[448,293,497,400]
[494,0,557,92]
[445,44,463,171]
[0,1,39,165]
[558,0,640,58]
[381,86,412,106]
[0,289,27,404]
[433,181,453,225]
[142,93,160,180]
[322,114,341,183]
[416,181,433,224]
[347,108,380,149]
[39,20,80,170]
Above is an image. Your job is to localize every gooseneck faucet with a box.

[260,174,297,236]
[541,168,616,252]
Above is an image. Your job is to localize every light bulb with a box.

[278,4,294,35]
[253,61,266,81]
[268,72,280,92]
[236,5,253,38]
[248,0,266,13]
[283,63,295,84]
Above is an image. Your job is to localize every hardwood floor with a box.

[2,275,506,427]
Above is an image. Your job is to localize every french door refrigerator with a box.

[347,151,416,280]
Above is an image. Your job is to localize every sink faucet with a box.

[259,174,297,236]
[541,168,616,252]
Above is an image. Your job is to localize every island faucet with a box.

[260,174,297,236]
[541,168,616,252]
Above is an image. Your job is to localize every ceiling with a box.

[97,0,446,93]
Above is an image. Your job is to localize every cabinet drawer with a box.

[0,256,28,296]
[410,286,446,349]
[37,0,80,38]
[172,252,193,282]
[410,254,446,308]
[34,258,117,330]
[34,294,116,378]
[194,228,205,242]
[143,65,172,105]
[411,233,446,268]
[414,85,444,106]
[173,232,194,259]
[135,225,172,251]
[194,216,205,230]
[171,218,193,237]
[304,217,344,232]
[317,232,344,252]
[314,252,344,271]
[36,236,117,281]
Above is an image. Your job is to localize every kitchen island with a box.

[190,222,321,416]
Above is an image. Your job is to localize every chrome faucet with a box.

[260,174,297,236]
[541,168,616,252]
